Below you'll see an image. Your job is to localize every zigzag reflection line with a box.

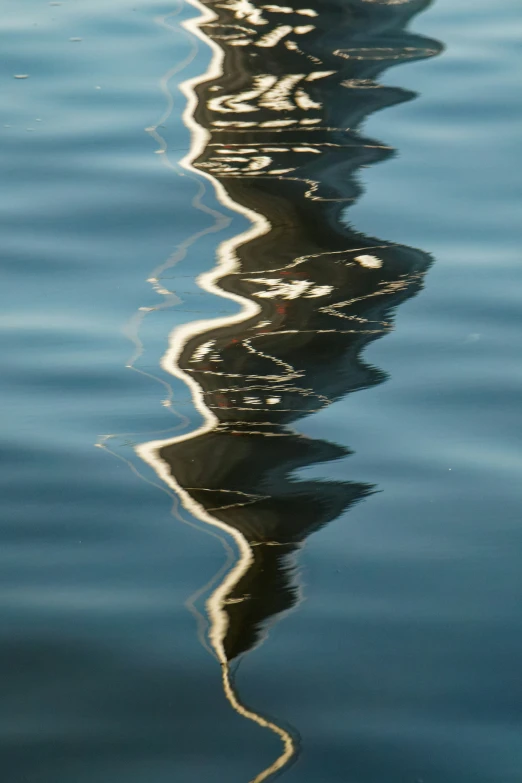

[211,172,360,201]
[318,271,424,316]
[243,337,302,381]
[136,0,297,778]
[186,369,299,380]
[207,383,323,394]
[208,125,351,131]
[221,664,295,783]
[123,5,231,403]
[94,439,236,660]
[250,327,389,335]
[209,405,327,412]
[208,142,390,148]
[146,6,200,170]
[239,244,393,275]
[220,429,292,436]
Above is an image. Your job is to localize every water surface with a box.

[2,0,522,781]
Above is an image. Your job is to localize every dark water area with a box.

[2,0,522,781]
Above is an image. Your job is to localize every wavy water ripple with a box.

[2,0,522,782]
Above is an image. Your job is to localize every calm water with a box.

[2,0,522,781]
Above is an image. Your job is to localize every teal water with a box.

[2,1,522,781]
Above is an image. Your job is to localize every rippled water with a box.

[2,0,522,781]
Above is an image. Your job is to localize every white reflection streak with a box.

[124,5,230,399]
[135,0,296,779]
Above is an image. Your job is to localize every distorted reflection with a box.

[138,0,441,779]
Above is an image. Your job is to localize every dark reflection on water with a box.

[138,0,442,777]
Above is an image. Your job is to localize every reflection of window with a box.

[189,340,215,363]
[244,278,333,299]
[207,73,321,114]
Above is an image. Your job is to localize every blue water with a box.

[2,1,522,781]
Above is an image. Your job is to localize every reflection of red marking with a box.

[216,393,229,409]
[277,305,286,315]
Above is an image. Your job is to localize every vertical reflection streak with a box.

[136,0,442,779]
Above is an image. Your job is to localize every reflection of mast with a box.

[138,0,441,779]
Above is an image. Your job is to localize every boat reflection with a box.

[138,0,441,779]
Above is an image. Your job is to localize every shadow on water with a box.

[137,0,442,779]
